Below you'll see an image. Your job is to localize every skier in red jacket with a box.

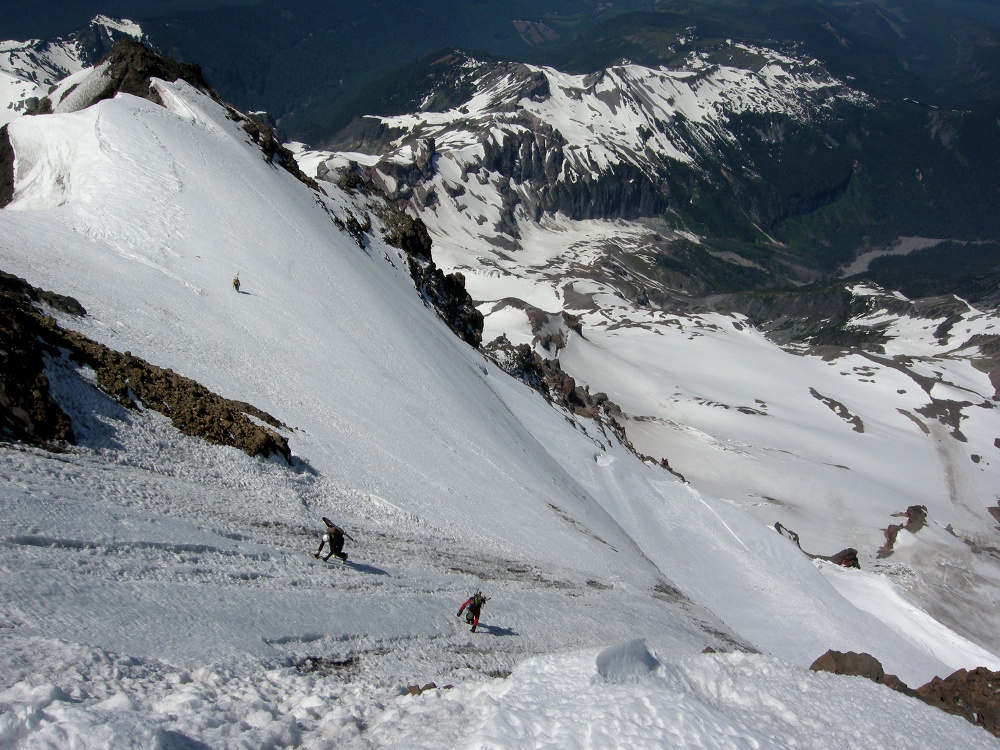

[457,591,489,632]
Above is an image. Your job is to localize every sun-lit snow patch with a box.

[818,561,1000,672]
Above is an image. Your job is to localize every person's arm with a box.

[457,598,472,616]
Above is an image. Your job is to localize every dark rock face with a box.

[406,257,483,348]
[0,272,78,446]
[0,126,14,209]
[917,667,1000,738]
[0,269,290,462]
[73,18,142,68]
[24,40,318,194]
[378,201,433,261]
[370,192,481,347]
[482,333,619,419]
[64,39,217,110]
[825,548,860,568]
[811,650,1000,738]
[232,110,319,191]
[73,342,292,463]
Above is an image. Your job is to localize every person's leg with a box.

[333,536,347,561]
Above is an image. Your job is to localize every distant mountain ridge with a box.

[0,15,143,126]
[3,32,1000,746]
[328,46,871,277]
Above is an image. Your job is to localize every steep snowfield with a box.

[310,47,1000,668]
[1,73,999,746]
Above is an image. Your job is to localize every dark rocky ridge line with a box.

[0,269,291,462]
[811,649,1000,740]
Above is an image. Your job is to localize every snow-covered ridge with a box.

[317,43,870,280]
[0,16,143,127]
[341,43,867,184]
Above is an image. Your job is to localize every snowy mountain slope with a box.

[0,16,142,127]
[326,46,867,254]
[1,48,999,747]
[310,49,1000,665]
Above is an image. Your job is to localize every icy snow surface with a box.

[0,70,998,747]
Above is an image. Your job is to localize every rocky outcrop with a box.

[0,272,78,447]
[68,340,292,463]
[0,269,291,462]
[0,126,14,209]
[25,40,318,193]
[811,650,1000,739]
[824,548,860,568]
[917,667,1000,738]
[482,333,619,419]
[233,110,319,191]
[368,186,481,347]
[877,504,928,558]
[31,38,219,112]
[406,257,483,348]
[810,650,887,683]
[376,197,433,260]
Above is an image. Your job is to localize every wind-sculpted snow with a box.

[1,64,999,746]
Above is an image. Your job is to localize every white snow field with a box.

[1,69,999,747]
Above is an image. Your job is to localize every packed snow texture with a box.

[0,68,998,747]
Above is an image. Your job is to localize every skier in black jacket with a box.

[313,517,348,563]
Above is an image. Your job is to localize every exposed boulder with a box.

[773,522,861,568]
[0,268,291,463]
[916,667,1000,739]
[811,650,1000,738]
[824,548,860,568]
[810,649,886,683]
